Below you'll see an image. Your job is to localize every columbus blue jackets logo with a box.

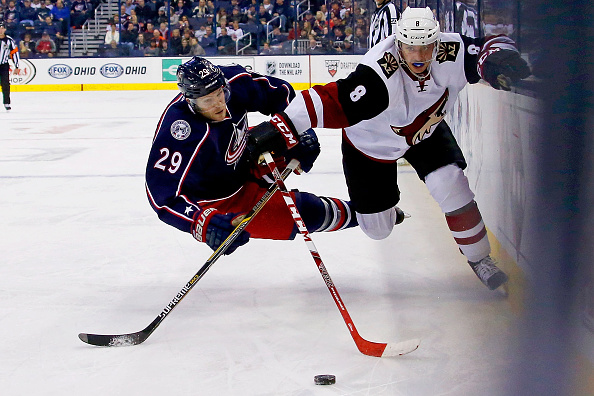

[225,113,248,165]
[391,88,449,145]
[171,120,191,140]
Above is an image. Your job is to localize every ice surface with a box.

[0,91,512,395]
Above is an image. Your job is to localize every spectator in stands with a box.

[70,0,90,29]
[177,14,191,32]
[150,28,165,48]
[123,0,135,14]
[41,15,63,47]
[245,5,258,25]
[19,0,37,26]
[120,22,137,51]
[30,0,42,10]
[228,19,243,40]
[200,24,216,55]
[159,39,173,56]
[36,31,56,56]
[216,26,233,54]
[114,5,129,29]
[158,21,168,37]
[144,39,159,56]
[307,35,324,54]
[104,22,119,45]
[19,33,35,58]
[3,1,20,36]
[272,0,290,31]
[216,18,227,37]
[173,0,190,19]
[269,26,286,46]
[102,39,126,57]
[230,7,246,24]
[188,36,205,55]
[169,27,182,53]
[143,21,156,41]
[155,6,168,25]
[194,24,206,41]
[135,32,148,52]
[135,0,153,24]
[177,37,190,55]
[259,41,272,55]
[262,0,273,13]
[215,7,227,25]
[36,1,51,21]
[191,0,209,18]
[353,25,366,53]
[50,0,69,36]
[257,4,271,24]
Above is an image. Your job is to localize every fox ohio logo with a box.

[171,120,191,140]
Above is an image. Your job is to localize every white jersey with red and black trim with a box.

[285,32,487,161]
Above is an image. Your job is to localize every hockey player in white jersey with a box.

[244,7,530,290]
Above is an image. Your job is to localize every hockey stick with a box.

[262,152,420,357]
[78,159,300,347]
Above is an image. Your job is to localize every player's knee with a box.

[425,164,474,213]
[356,208,397,240]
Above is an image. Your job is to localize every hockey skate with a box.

[4,104,11,111]
[468,256,508,290]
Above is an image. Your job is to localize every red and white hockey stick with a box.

[262,152,420,357]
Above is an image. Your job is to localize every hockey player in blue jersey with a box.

[145,57,382,254]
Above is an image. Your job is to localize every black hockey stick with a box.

[78,159,300,347]
[262,152,420,356]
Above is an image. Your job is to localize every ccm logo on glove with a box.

[271,114,298,148]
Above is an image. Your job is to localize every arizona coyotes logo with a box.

[325,60,339,77]
[391,89,449,146]
[377,51,399,78]
[436,41,460,64]
[226,113,248,165]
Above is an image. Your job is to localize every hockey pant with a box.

[0,63,10,105]
[342,121,491,262]
[199,180,357,240]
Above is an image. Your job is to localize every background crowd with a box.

[0,0,386,57]
[1,0,523,59]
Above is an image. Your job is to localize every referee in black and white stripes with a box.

[0,21,20,111]
[368,0,401,49]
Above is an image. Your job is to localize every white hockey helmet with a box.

[396,7,440,46]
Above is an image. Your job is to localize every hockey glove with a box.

[478,37,531,91]
[284,128,320,173]
[244,112,299,162]
[191,208,250,255]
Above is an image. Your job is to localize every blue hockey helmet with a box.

[177,57,227,99]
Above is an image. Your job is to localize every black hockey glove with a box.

[479,49,531,91]
[244,112,299,163]
[191,209,250,255]
[284,128,320,173]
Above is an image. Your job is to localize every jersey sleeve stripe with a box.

[145,183,194,222]
[301,89,318,128]
[312,83,349,128]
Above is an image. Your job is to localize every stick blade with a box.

[381,338,421,357]
[78,332,147,347]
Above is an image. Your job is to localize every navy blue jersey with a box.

[145,64,294,234]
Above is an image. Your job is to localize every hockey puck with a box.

[314,374,336,385]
